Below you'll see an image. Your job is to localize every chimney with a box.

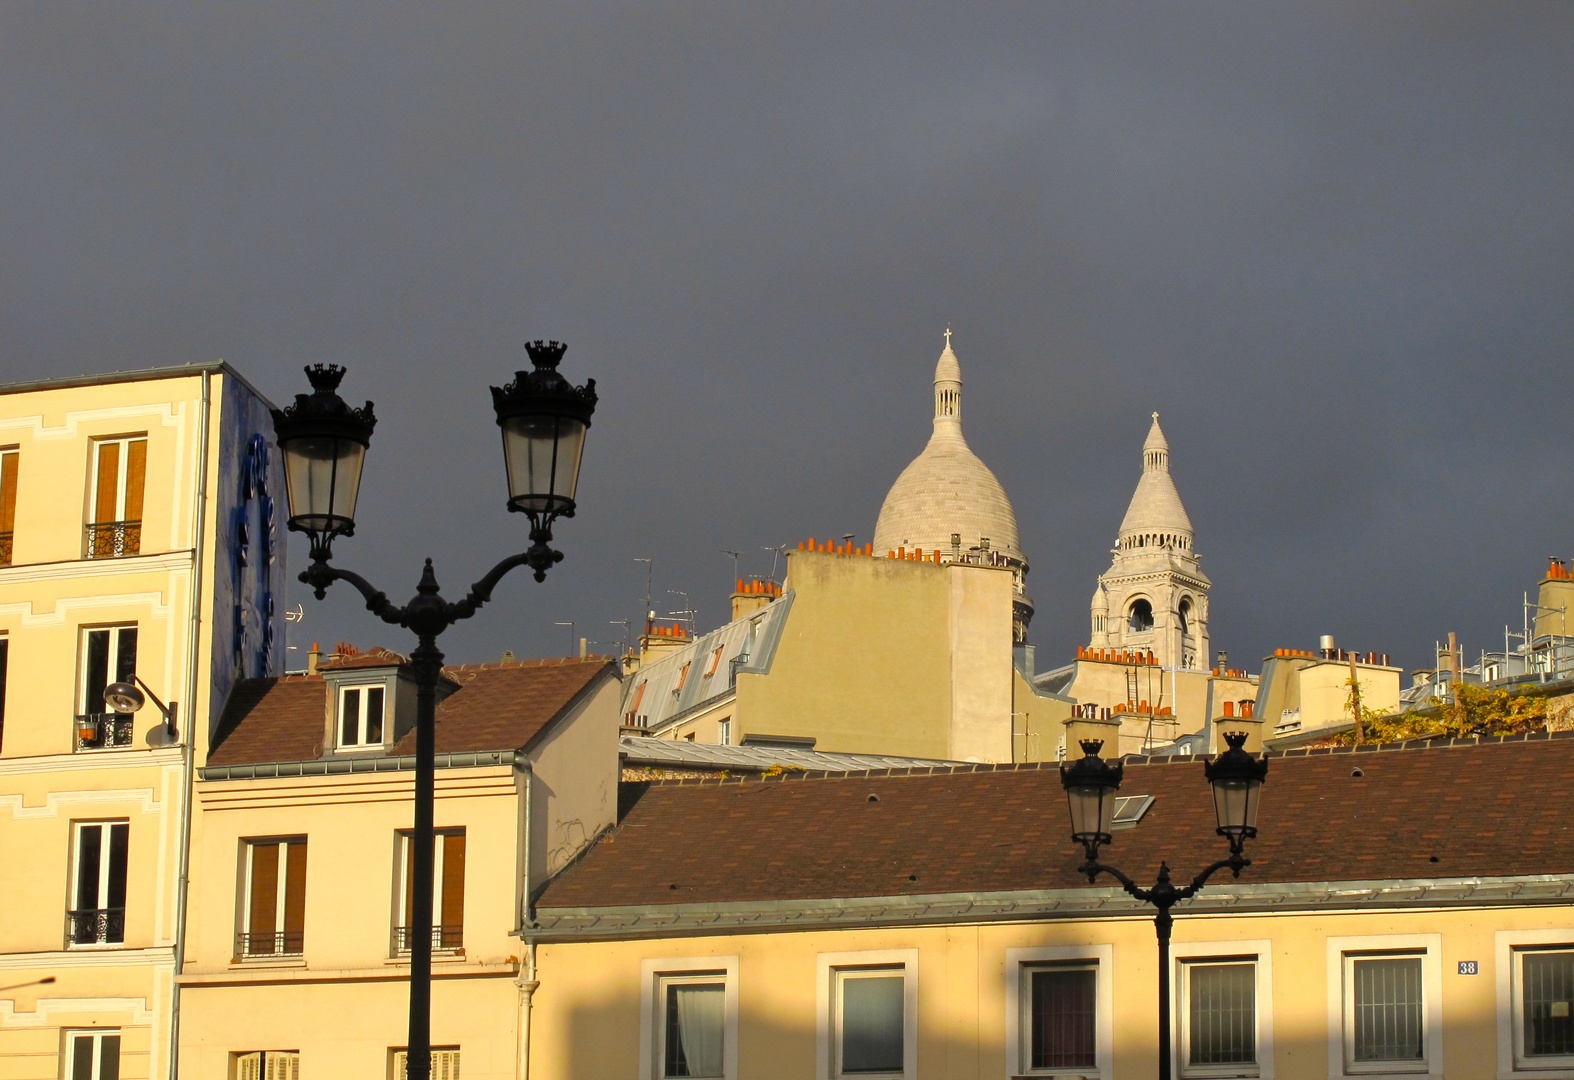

[1319,634,1335,658]
[731,578,775,622]
[578,637,588,660]
[307,643,322,676]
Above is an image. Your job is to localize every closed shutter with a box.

[283,840,308,951]
[264,1052,300,1080]
[393,1050,460,1079]
[94,442,120,524]
[235,1053,261,1080]
[440,833,465,945]
[0,450,17,539]
[248,844,279,950]
[123,440,146,523]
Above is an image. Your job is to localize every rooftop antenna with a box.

[609,619,632,654]
[667,588,697,633]
[635,557,653,633]
[722,549,740,583]
[763,544,788,585]
[842,534,855,546]
[553,621,575,657]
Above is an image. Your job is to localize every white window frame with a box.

[816,948,918,1080]
[65,1028,120,1080]
[394,828,465,955]
[69,820,129,948]
[638,955,740,1080]
[1496,928,1574,1079]
[78,624,137,715]
[718,718,732,746]
[336,681,387,749]
[88,435,146,523]
[1326,934,1441,1079]
[238,837,305,959]
[1174,939,1274,1080]
[1006,944,1114,1079]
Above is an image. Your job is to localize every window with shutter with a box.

[86,436,146,557]
[392,1048,460,1079]
[395,830,464,954]
[234,1051,299,1080]
[238,838,307,957]
[0,447,17,567]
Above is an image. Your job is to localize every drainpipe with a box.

[514,942,538,1080]
[168,368,211,1080]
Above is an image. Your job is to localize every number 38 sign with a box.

[1458,960,1479,975]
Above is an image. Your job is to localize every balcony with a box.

[0,531,11,567]
[85,519,141,559]
[235,930,304,959]
[75,714,134,752]
[392,924,464,955]
[67,907,125,946]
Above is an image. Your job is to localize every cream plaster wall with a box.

[527,904,1570,1080]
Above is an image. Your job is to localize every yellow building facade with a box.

[0,364,285,1080]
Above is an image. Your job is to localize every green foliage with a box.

[1329,680,1553,746]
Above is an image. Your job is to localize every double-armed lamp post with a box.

[1059,732,1269,1080]
[269,342,597,1080]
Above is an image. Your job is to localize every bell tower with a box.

[1090,414,1210,669]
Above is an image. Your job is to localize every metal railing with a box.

[392,924,464,954]
[235,930,304,958]
[86,519,141,558]
[0,531,11,567]
[67,907,125,946]
[75,713,134,751]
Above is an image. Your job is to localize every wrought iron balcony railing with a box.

[67,907,125,946]
[0,531,11,567]
[235,930,305,959]
[392,924,464,954]
[75,713,134,752]
[86,519,141,558]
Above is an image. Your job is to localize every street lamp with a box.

[271,342,596,1080]
[1059,733,1268,1080]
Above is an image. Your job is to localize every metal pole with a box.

[407,636,442,1080]
[1156,904,1173,1080]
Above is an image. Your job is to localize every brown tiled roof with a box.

[536,734,1574,910]
[208,657,614,766]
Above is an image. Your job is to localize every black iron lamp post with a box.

[270,344,596,1080]
[1059,733,1268,1080]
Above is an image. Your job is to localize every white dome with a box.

[872,337,1023,562]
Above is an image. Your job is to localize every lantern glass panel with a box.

[501,414,586,513]
[1211,776,1261,834]
[282,435,365,534]
[1066,782,1114,840]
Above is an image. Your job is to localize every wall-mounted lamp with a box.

[103,675,179,745]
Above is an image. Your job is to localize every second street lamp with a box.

[1059,732,1268,1080]
[270,342,596,1080]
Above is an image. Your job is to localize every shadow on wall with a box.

[546,962,1506,1080]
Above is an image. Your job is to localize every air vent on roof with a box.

[1111,795,1155,829]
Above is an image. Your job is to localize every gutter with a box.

[168,368,210,1080]
[199,749,517,781]
[523,872,1574,943]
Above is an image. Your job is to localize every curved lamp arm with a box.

[1080,852,1250,908]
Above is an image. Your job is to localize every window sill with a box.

[385,951,467,965]
[65,942,129,951]
[230,956,307,969]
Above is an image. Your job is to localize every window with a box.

[233,1051,300,1080]
[1504,940,1574,1073]
[78,625,137,750]
[87,436,146,557]
[627,680,648,724]
[675,662,692,695]
[338,683,385,748]
[1008,946,1114,1078]
[1177,942,1272,1080]
[1328,934,1439,1078]
[392,1048,460,1079]
[816,950,917,1080]
[239,838,306,958]
[0,447,16,566]
[66,1030,120,1080]
[640,957,739,1080]
[705,646,725,678]
[1179,598,1192,635]
[718,718,731,746]
[394,829,465,953]
[69,822,128,946]
[1129,599,1154,632]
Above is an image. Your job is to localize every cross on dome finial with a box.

[944,327,953,347]
[1153,411,1159,421]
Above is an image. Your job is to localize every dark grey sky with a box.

[3,3,1571,674]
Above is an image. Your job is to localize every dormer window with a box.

[338,684,385,748]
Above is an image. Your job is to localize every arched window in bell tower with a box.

[1178,597,1192,635]
[1128,598,1154,632]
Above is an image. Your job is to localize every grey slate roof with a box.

[620,734,965,773]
